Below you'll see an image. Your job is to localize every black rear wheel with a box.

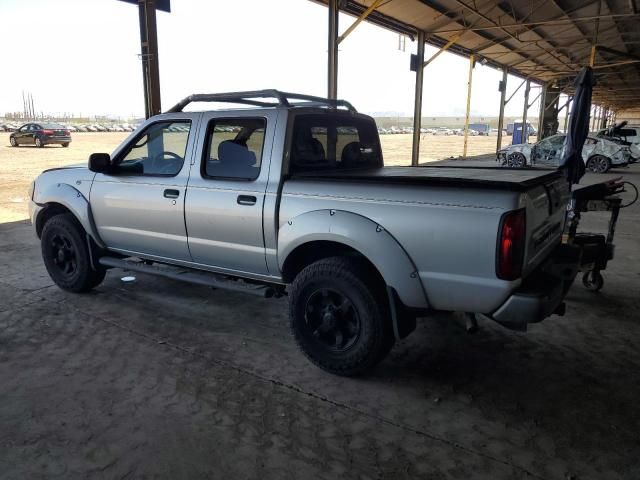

[289,257,394,376]
[41,213,105,292]
[35,137,43,148]
[10,137,17,147]
[62,142,70,147]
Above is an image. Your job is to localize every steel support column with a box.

[522,79,531,143]
[537,84,547,142]
[411,31,426,166]
[563,95,572,132]
[496,67,507,153]
[138,0,161,118]
[539,84,561,140]
[463,54,474,158]
[328,0,339,99]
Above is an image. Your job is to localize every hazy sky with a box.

[1,0,548,119]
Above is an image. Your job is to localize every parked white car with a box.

[498,134,631,173]
[595,123,640,162]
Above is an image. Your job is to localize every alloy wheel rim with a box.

[50,233,77,276]
[304,288,361,352]
[507,153,524,167]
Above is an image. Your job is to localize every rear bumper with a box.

[489,243,580,330]
[42,136,72,144]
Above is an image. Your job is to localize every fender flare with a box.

[278,209,428,309]
[36,183,105,248]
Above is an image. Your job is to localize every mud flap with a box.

[387,287,417,340]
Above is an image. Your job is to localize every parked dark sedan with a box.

[10,123,71,147]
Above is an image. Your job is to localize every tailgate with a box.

[522,176,571,275]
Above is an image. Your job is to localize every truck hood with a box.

[42,162,87,173]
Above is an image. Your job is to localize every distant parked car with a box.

[498,134,630,173]
[9,122,71,147]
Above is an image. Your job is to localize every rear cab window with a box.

[201,118,266,180]
[289,113,382,173]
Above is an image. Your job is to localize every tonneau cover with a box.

[290,166,563,192]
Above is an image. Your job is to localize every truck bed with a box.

[290,166,562,192]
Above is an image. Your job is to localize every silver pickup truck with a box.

[30,90,579,376]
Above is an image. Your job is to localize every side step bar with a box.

[98,256,277,298]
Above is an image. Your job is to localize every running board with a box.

[98,256,276,298]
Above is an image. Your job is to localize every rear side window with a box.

[202,118,265,180]
[617,128,636,139]
[289,114,382,173]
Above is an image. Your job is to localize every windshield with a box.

[289,114,382,173]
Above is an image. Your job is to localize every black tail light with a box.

[496,209,526,280]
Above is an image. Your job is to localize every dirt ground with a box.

[0,132,499,222]
[1,133,640,478]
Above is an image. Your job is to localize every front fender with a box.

[278,210,428,309]
[35,183,105,248]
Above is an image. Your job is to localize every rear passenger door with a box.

[185,111,277,275]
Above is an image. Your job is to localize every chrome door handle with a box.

[164,189,180,199]
[237,195,257,206]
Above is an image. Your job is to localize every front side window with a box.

[290,114,382,173]
[202,118,265,180]
[116,121,191,176]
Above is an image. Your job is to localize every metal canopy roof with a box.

[314,0,640,111]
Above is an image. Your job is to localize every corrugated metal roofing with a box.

[314,0,640,110]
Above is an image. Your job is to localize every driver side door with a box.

[90,118,196,261]
[531,135,565,167]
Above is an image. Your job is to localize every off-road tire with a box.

[41,213,105,292]
[289,256,394,376]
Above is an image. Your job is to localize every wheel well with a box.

[281,241,385,287]
[35,203,72,237]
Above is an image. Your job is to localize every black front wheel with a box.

[289,257,394,376]
[41,213,105,292]
[10,137,17,147]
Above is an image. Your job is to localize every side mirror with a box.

[89,153,111,173]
